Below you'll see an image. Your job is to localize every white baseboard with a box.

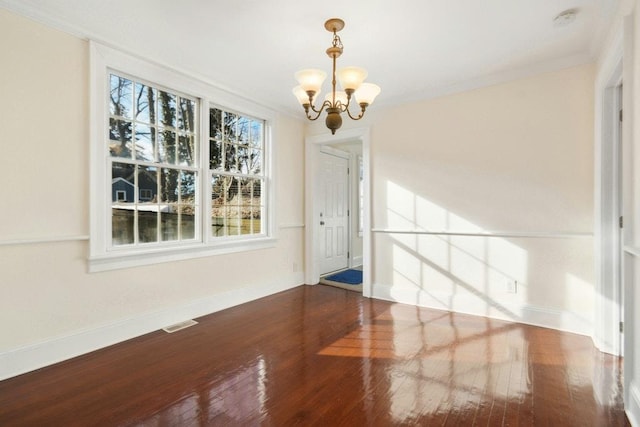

[372,283,593,337]
[628,381,640,427]
[0,272,304,381]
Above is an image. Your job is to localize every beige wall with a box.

[0,9,305,378]
[0,9,89,240]
[373,65,594,232]
[367,64,595,333]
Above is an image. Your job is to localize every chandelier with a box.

[292,18,381,135]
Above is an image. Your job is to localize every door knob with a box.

[320,221,325,225]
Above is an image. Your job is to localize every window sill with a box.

[88,237,277,272]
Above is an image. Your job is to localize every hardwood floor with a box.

[0,285,630,426]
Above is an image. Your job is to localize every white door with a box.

[319,150,349,275]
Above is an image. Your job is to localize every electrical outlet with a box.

[506,280,518,293]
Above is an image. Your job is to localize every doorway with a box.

[304,127,372,297]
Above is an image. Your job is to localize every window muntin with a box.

[209,108,265,238]
[109,74,199,248]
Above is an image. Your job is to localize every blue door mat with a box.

[324,269,362,285]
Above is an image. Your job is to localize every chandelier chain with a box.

[332,33,343,50]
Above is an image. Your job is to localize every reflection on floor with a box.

[320,265,363,292]
[0,285,630,426]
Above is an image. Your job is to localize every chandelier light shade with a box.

[293,18,381,135]
[294,69,327,94]
[355,82,382,106]
[337,66,367,91]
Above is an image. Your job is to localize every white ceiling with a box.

[1,0,619,116]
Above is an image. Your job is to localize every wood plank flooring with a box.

[0,285,630,426]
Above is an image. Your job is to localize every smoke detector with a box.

[553,9,578,27]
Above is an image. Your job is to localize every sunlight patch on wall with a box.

[392,245,422,286]
[384,180,528,318]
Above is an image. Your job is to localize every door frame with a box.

[305,127,372,297]
[594,28,623,356]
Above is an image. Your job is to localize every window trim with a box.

[90,42,277,272]
[115,190,127,202]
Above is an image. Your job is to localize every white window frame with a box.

[89,42,276,272]
[116,190,127,202]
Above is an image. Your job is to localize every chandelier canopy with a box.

[293,18,381,135]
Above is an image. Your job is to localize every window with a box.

[90,43,275,271]
[116,190,127,202]
[209,108,264,237]
[139,189,153,201]
[109,74,198,246]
